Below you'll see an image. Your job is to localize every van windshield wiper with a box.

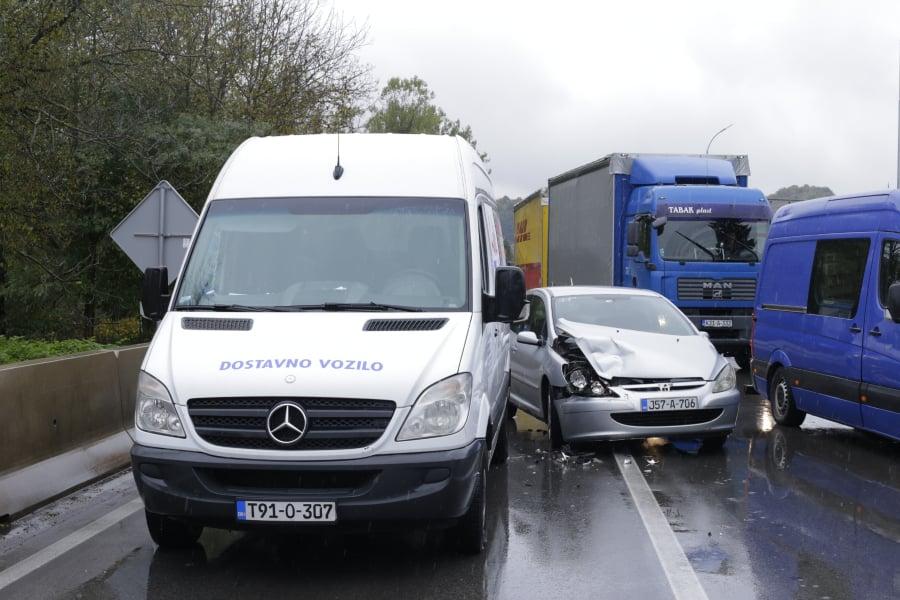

[676,231,718,260]
[174,304,293,312]
[279,302,424,312]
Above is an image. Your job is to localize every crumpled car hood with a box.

[556,318,721,380]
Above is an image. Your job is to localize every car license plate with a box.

[701,319,732,328]
[641,397,699,412]
[236,500,336,522]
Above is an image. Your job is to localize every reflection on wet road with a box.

[1,374,899,599]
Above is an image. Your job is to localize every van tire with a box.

[455,457,487,554]
[146,511,203,549]
[769,369,806,427]
[491,416,509,465]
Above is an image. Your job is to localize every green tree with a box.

[366,76,488,162]
[0,0,373,339]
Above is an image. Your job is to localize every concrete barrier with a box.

[0,344,148,519]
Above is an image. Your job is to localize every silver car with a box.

[508,286,740,449]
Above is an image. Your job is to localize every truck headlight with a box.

[135,372,185,437]
[397,373,472,441]
[712,364,736,393]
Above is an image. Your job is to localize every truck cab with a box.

[621,156,771,364]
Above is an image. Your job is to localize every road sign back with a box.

[110,181,198,284]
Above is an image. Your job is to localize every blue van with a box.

[751,191,900,440]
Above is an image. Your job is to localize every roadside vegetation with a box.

[0,336,108,365]
[0,0,487,362]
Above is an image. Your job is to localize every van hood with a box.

[147,312,472,408]
[556,319,720,380]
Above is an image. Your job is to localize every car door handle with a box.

[849,324,862,333]
[869,327,882,337]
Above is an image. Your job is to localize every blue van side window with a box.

[807,238,870,319]
[879,240,900,306]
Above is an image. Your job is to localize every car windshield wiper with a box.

[676,231,718,260]
[278,302,425,312]
[174,304,293,312]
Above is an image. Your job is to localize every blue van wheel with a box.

[769,368,806,427]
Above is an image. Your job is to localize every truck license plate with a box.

[641,397,698,412]
[236,500,336,522]
[701,319,732,328]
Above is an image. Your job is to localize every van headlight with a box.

[397,373,472,441]
[136,372,185,437]
[712,364,736,393]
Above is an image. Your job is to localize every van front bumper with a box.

[132,440,484,530]
[555,389,740,443]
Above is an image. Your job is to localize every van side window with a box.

[880,240,900,306]
[491,207,507,266]
[478,206,491,294]
[807,238,870,319]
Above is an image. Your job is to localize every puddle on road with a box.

[686,544,732,575]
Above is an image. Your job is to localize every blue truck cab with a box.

[751,191,900,440]
[548,154,772,366]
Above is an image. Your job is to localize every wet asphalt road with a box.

[2,373,899,600]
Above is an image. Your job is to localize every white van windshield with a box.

[175,197,469,311]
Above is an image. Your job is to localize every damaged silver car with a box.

[508,287,739,450]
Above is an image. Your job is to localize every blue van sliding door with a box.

[861,236,900,439]
[793,238,873,427]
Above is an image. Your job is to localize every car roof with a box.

[535,286,661,298]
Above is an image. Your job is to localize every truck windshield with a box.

[657,219,769,262]
[175,197,469,311]
[554,294,695,336]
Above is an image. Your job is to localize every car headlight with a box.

[397,373,472,441]
[563,363,615,397]
[135,371,185,437]
[712,364,736,393]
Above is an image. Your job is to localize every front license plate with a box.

[641,397,699,412]
[236,500,336,522]
[701,319,733,328]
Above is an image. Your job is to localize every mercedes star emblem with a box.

[266,401,308,445]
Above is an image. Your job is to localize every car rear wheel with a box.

[769,368,806,427]
[145,511,203,550]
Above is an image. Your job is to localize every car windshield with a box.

[553,294,696,336]
[175,197,469,311]
[657,219,769,262]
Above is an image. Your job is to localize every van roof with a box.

[209,134,485,201]
[772,190,900,229]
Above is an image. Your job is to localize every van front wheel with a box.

[145,511,202,550]
[454,457,486,554]
[769,369,806,427]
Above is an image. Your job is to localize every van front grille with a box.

[677,279,756,301]
[187,397,395,450]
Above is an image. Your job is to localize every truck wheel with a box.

[455,457,486,554]
[145,511,203,550]
[769,368,806,427]
[491,416,509,465]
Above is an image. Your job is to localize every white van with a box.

[132,134,525,554]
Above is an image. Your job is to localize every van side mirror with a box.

[141,267,170,321]
[487,266,526,323]
[888,282,900,323]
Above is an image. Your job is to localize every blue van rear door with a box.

[861,236,900,440]
[794,237,872,427]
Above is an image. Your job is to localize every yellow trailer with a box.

[513,189,549,289]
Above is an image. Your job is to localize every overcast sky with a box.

[334,0,900,199]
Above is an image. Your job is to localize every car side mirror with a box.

[516,331,541,346]
[487,266,526,323]
[141,267,170,321]
[888,282,900,323]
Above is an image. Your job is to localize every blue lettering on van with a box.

[218,358,382,372]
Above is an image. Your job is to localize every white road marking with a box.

[0,498,143,592]
[614,452,709,600]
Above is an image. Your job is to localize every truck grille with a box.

[677,279,756,301]
[611,409,722,427]
[187,397,395,450]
